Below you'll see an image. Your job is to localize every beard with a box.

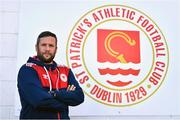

[37,50,56,64]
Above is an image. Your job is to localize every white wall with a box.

[0,0,19,119]
[0,0,180,120]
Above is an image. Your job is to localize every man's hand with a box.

[67,85,76,91]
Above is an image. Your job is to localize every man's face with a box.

[36,36,57,64]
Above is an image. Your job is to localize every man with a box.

[17,31,84,119]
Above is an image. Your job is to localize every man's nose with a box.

[45,45,50,51]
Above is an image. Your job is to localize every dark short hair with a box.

[36,31,57,46]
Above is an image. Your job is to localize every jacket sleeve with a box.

[55,69,84,106]
[17,65,67,112]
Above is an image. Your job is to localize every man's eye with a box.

[41,44,46,46]
[49,45,54,47]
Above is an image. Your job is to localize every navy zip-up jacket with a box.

[17,57,84,119]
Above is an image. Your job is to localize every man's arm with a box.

[54,70,84,106]
[18,65,67,112]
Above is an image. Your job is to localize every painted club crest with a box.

[66,5,169,106]
[97,29,140,87]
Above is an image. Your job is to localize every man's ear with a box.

[35,45,38,52]
[55,46,58,53]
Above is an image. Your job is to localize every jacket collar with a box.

[27,56,57,70]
